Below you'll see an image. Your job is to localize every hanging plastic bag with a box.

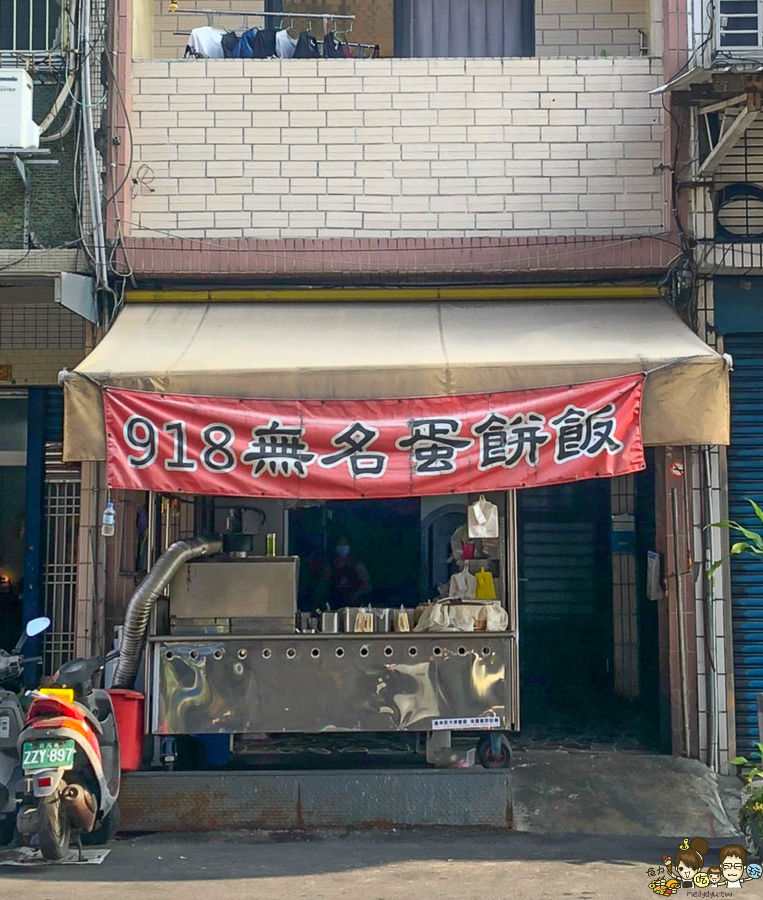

[475,567,497,601]
[468,495,499,539]
[448,566,477,600]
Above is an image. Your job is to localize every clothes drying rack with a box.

[170,7,380,56]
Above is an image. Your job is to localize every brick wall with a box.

[129,56,664,239]
[536,0,647,57]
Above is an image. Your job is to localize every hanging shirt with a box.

[323,31,345,58]
[184,26,225,59]
[250,26,278,58]
[275,29,298,59]
[294,30,319,58]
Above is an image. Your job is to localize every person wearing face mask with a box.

[330,537,371,607]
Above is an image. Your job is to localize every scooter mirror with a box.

[26,617,51,638]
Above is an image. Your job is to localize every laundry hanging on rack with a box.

[275,29,298,58]
[322,31,346,58]
[250,26,278,57]
[232,27,258,58]
[293,30,319,58]
[184,25,225,58]
[221,31,239,58]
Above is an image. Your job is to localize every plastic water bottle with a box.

[101,500,116,537]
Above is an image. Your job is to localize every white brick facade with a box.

[130,56,664,239]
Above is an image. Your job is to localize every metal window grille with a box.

[0,0,65,52]
[717,0,763,51]
[41,443,80,677]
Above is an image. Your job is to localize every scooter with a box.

[0,617,51,845]
[16,649,121,860]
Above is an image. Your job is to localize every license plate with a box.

[22,740,75,771]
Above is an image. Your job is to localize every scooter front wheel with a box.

[37,793,70,861]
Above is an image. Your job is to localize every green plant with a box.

[740,785,763,833]
[709,498,763,577]
[731,742,763,783]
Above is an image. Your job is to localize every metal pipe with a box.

[125,286,664,304]
[672,487,691,757]
[80,0,109,289]
[703,445,720,772]
[112,536,222,689]
[41,81,79,143]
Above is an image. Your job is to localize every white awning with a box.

[62,298,730,460]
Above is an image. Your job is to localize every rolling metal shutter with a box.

[726,333,763,752]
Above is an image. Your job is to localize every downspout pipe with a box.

[112,536,222,689]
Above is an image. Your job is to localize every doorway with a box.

[517,467,662,748]
[0,394,27,652]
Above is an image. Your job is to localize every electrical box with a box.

[0,70,40,150]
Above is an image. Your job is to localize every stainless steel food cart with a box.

[145,553,518,767]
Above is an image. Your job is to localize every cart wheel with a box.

[477,733,512,769]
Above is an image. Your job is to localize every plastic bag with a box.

[468,495,499,539]
[484,602,509,631]
[394,606,410,632]
[448,566,477,600]
[475,567,497,601]
[448,606,476,632]
[414,602,451,632]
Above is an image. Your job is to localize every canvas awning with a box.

[62,299,730,460]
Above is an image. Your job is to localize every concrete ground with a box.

[0,830,738,900]
[512,750,742,836]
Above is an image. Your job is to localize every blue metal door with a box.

[726,333,763,753]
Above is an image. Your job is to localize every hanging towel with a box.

[184,25,225,59]
[275,29,298,58]
[294,30,319,58]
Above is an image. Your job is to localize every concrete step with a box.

[120,768,512,832]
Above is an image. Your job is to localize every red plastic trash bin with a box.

[107,689,145,772]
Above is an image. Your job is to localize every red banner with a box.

[103,374,646,500]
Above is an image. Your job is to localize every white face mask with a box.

[336,545,350,558]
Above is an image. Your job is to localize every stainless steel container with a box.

[342,607,376,632]
[342,607,358,632]
[321,611,339,633]
[374,608,392,633]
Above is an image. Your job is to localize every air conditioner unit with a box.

[0,69,40,149]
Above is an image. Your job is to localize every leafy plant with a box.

[731,742,763,783]
[740,785,763,832]
[708,498,763,577]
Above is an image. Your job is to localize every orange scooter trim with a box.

[26,696,102,758]
[27,716,101,758]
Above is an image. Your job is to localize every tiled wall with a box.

[536,0,648,57]
[0,305,86,385]
[130,56,664,239]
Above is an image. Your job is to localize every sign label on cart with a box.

[103,373,646,499]
[432,717,502,730]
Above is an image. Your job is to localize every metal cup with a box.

[321,611,339,633]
